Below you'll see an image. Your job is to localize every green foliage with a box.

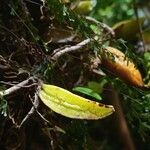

[144,52,150,85]
[92,0,134,25]
[88,80,107,94]
[46,0,93,38]
[111,78,150,143]
[73,86,102,100]
[144,52,150,62]
[72,79,108,101]
[0,98,7,117]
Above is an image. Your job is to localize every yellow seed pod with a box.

[101,47,144,87]
[72,0,97,15]
[113,18,145,40]
[142,29,150,44]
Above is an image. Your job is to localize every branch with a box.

[17,91,49,128]
[1,77,37,97]
[16,92,38,128]
[0,76,49,128]
[85,16,115,37]
[29,93,50,124]
[107,87,135,150]
[51,38,91,60]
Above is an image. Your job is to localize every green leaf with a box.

[39,84,114,120]
[88,80,108,94]
[0,98,7,117]
[72,86,102,100]
[142,29,150,44]
[73,0,97,15]
[113,18,145,40]
[144,52,150,62]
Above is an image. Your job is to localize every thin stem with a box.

[133,0,146,51]
[51,38,91,60]
[2,77,37,96]
[107,87,135,150]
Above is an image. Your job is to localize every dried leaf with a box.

[39,84,114,120]
[101,47,144,87]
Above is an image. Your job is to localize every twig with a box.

[17,92,37,128]
[9,113,18,127]
[17,106,35,128]
[74,71,84,86]
[1,77,37,96]
[17,87,49,128]
[85,16,115,37]
[0,81,19,86]
[51,38,91,60]
[29,93,49,123]
[0,81,38,88]
[24,0,43,7]
[0,77,49,128]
